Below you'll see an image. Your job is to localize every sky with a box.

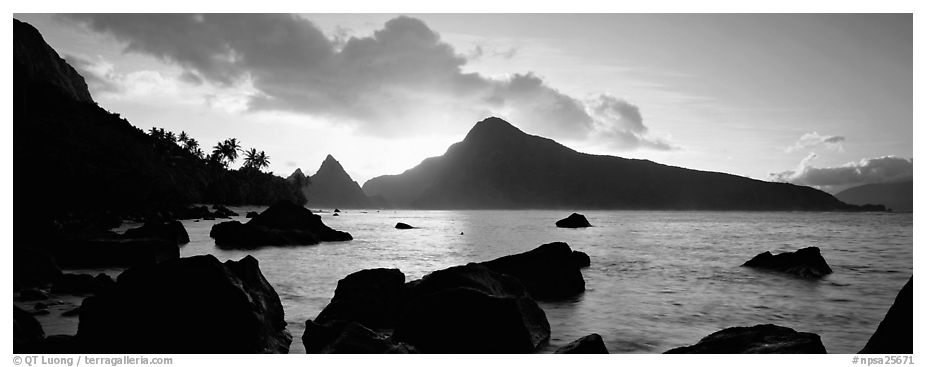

[14,13,913,193]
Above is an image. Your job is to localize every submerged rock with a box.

[555,213,591,228]
[742,247,833,278]
[664,324,827,353]
[314,268,406,329]
[123,220,189,246]
[77,255,291,353]
[395,222,413,229]
[859,277,912,354]
[481,242,586,300]
[555,333,609,354]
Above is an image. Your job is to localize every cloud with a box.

[769,154,912,192]
[785,131,846,153]
[62,14,671,149]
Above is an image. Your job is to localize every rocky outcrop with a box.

[210,201,352,248]
[393,264,550,353]
[14,19,93,104]
[395,222,413,229]
[859,277,912,354]
[480,242,586,300]
[742,247,833,278]
[556,213,591,228]
[314,268,406,329]
[555,334,609,354]
[664,324,827,353]
[77,255,291,353]
[124,220,190,246]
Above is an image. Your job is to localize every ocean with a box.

[35,209,913,353]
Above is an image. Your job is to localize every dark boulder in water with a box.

[742,247,833,278]
[555,333,609,354]
[334,209,341,213]
[303,320,416,354]
[556,213,591,228]
[481,242,586,300]
[14,306,45,353]
[210,220,287,249]
[123,220,190,246]
[314,268,406,329]
[395,222,413,229]
[211,205,238,218]
[572,251,591,268]
[77,254,291,353]
[859,277,912,354]
[664,324,827,353]
[394,263,550,353]
[210,201,352,248]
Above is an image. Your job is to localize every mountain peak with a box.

[14,18,94,104]
[464,117,525,143]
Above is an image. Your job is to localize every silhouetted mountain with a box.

[14,19,305,241]
[297,155,371,209]
[835,181,912,212]
[363,117,869,211]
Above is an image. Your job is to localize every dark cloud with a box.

[63,14,670,148]
[769,154,912,192]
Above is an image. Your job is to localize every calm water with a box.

[35,209,914,354]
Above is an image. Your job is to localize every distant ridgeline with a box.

[14,19,305,233]
[835,181,913,213]
[363,117,883,211]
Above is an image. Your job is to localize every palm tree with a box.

[164,131,176,143]
[255,151,270,169]
[243,148,259,169]
[211,138,242,167]
[178,131,189,143]
[184,138,199,152]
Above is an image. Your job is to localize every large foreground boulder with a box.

[664,324,827,354]
[481,242,585,300]
[211,201,351,248]
[555,333,609,354]
[742,247,833,278]
[556,213,591,228]
[302,320,416,354]
[14,306,45,353]
[77,255,291,353]
[123,220,189,246]
[393,263,550,353]
[314,268,406,329]
[859,277,912,354]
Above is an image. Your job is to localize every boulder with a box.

[212,205,238,218]
[572,251,591,268]
[246,201,352,242]
[334,209,341,213]
[175,205,213,220]
[393,263,550,353]
[555,333,609,354]
[210,221,287,249]
[333,213,339,216]
[123,220,190,245]
[303,320,415,354]
[76,255,291,353]
[246,211,259,218]
[556,213,591,228]
[742,247,833,278]
[859,277,912,354]
[314,268,406,329]
[14,247,62,288]
[664,324,827,353]
[51,273,115,295]
[395,222,413,229]
[481,242,586,300]
[14,306,45,353]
